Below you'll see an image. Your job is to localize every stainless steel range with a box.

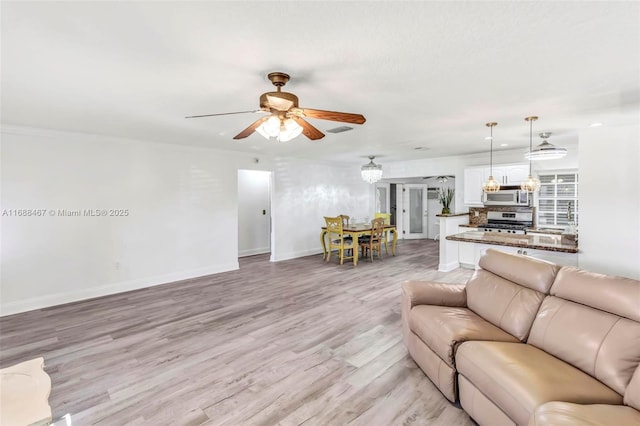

[480,210,533,235]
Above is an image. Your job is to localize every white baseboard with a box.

[238,247,271,257]
[0,262,239,317]
[272,248,324,262]
[438,261,460,272]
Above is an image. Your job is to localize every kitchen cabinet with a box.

[459,243,578,269]
[521,248,578,267]
[458,241,477,268]
[463,163,529,206]
[463,167,486,206]
[500,164,530,184]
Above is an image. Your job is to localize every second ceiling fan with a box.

[186,72,366,142]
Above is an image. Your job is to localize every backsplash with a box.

[468,206,536,226]
[468,207,487,225]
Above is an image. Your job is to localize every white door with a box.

[427,189,440,238]
[375,183,391,213]
[403,184,429,239]
[238,170,271,257]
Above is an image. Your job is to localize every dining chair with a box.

[339,214,354,255]
[324,216,355,265]
[359,218,385,262]
[374,212,392,254]
[374,212,391,223]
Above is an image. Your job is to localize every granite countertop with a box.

[459,224,478,228]
[435,213,469,218]
[446,231,578,253]
[525,228,564,235]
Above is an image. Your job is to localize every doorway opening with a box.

[237,170,272,259]
[378,176,456,240]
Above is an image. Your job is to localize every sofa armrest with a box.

[401,281,467,308]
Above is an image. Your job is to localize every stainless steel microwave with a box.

[482,189,532,206]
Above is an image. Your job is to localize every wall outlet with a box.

[474,211,479,217]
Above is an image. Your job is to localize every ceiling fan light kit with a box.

[482,122,501,193]
[525,132,568,160]
[186,71,366,143]
[361,156,383,184]
[255,116,303,142]
[521,116,542,193]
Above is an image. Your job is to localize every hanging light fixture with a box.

[255,116,303,142]
[525,132,567,160]
[482,122,501,193]
[521,116,542,192]
[361,156,383,184]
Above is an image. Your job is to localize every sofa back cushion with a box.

[466,250,560,341]
[479,248,562,293]
[529,269,640,395]
[551,267,640,322]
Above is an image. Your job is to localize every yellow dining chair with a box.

[374,212,392,254]
[324,216,355,265]
[359,218,385,261]
[339,214,354,255]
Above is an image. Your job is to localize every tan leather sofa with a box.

[402,248,640,425]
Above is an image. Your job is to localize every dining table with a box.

[320,222,398,266]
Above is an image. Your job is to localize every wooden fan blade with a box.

[185,110,262,119]
[266,95,294,111]
[291,117,325,140]
[233,116,269,140]
[296,108,366,124]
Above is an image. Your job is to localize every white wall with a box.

[578,124,640,279]
[271,158,372,261]
[0,127,256,314]
[238,170,271,257]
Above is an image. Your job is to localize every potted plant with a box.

[438,187,454,215]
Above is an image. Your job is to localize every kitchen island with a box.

[447,230,578,269]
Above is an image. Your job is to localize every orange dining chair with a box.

[359,217,385,262]
[324,216,355,265]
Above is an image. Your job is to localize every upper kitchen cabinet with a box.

[463,163,529,206]
[500,164,529,184]
[463,166,486,206]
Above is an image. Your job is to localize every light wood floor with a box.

[0,239,474,425]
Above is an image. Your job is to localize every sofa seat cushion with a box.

[409,305,519,368]
[456,341,623,425]
[528,402,640,426]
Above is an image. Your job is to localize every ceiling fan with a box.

[186,72,366,142]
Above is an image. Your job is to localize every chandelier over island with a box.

[361,156,383,184]
[482,122,501,193]
[521,116,542,192]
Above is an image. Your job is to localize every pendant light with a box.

[521,116,541,192]
[525,132,567,160]
[482,122,501,193]
[361,156,383,184]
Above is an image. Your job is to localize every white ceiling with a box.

[2,1,639,164]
